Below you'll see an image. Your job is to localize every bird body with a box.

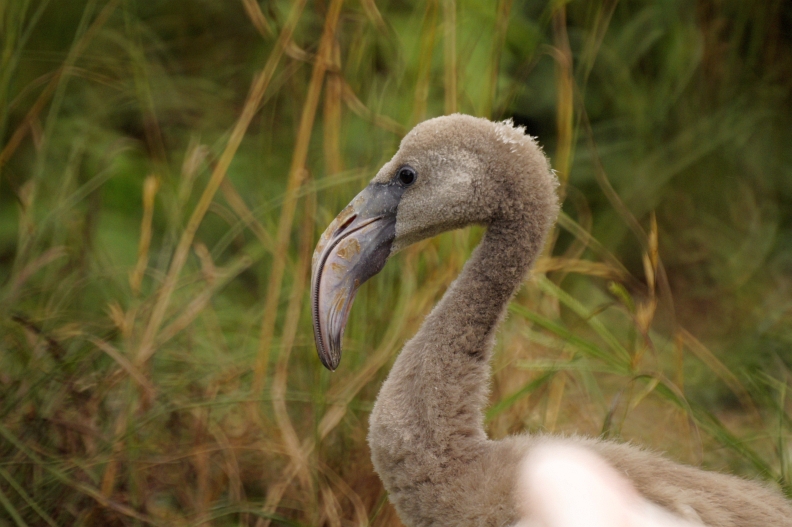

[311,114,792,526]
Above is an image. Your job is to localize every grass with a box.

[1,0,792,525]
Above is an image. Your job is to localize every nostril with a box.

[334,214,357,237]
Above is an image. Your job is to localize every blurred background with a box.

[1,0,792,525]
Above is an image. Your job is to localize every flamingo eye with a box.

[396,166,417,186]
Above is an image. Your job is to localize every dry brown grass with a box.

[1,1,791,525]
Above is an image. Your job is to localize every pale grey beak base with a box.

[311,182,406,370]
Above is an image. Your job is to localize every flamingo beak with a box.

[311,182,405,370]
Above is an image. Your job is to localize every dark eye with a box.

[396,166,416,186]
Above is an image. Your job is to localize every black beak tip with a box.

[317,346,340,372]
[321,358,339,372]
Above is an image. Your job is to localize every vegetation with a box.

[1,0,791,525]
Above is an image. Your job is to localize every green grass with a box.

[1,0,792,525]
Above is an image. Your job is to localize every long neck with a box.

[369,215,541,470]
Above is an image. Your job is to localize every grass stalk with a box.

[544,373,567,432]
[0,0,116,175]
[551,3,574,185]
[412,0,438,125]
[340,80,406,135]
[269,185,316,512]
[0,484,27,527]
[241,0,273,39]
[0,467,56,527]
[130,174,159,295]
[252,0,344,393]
[679,329,757,416]
[220,177,275,251]
[136,0,308,367]
[323,40,344,176]
[319,461,368,527]
[486,0,513,117]
[0,422,159,525]
[442,0,457,115]
[259,257,421,525]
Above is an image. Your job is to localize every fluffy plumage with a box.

[515,443,703,527]
[362,114,792,526]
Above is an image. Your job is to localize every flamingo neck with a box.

[368,216,540,484]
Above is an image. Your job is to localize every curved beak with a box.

[311,183,404,370]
